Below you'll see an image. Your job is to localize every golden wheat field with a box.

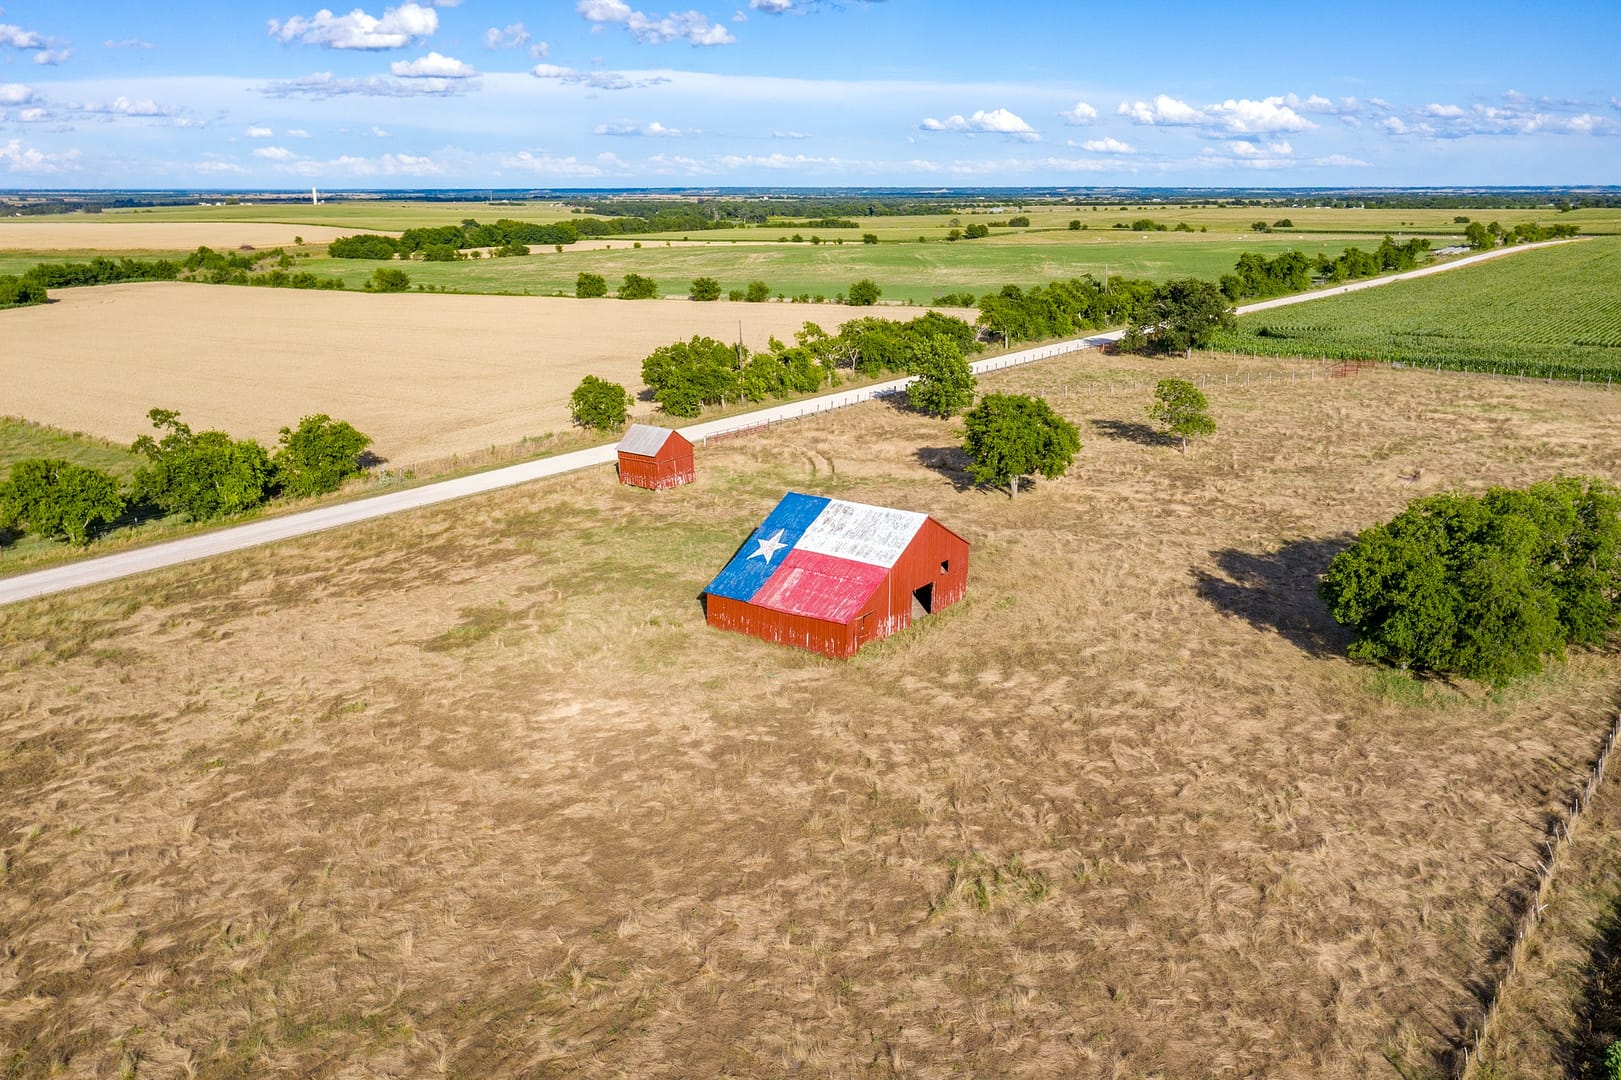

[0,221,375,252]
[2,355,1619,1078]
[0,284,947,467]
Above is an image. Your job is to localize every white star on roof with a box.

[748,528,788,564]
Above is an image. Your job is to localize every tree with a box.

[0,458,125,545]
[640,336,742,417]
[0,274,48,309]
[847,278,881,306]
[961,393,1080,499]
[1465,221,1495,250]
[963,223,990,239]
[906,336,977,417]
[368,267,411,292]
[1008,216,1031,228]
[1129,278,1236,358]
[862,233,879,245]
[273,414,373,496]
[690,276,721,301]
[744,280,772,302]
[131,409,272,522]
[576,271,608,298]
[1147,378,1216,452]
[1318,478,1621,685]
[569,375,633,429]
[617,273,658,299]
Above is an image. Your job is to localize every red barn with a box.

[617,424,695,490]
[703,492,969,659]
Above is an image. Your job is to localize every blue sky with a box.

[1,0,1617,188]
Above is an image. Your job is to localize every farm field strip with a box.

[0,239,1570,604]
[1216,236,1621,377]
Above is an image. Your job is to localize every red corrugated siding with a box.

[705,517,969,659]
[618,433,695,490]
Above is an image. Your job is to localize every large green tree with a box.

[576,272,608,298]
[1147,378,1216,452]
[1318,477,1621,685]
[273,414,373,496]
[640,336,742,417]
[569,375,633,429]
[131,409,273,521]
[906,335,977,417]
[617,273,658,300]
[1143,278,1237,358]
[961,393,1080,498]
[0,458,125,545]
[689,276,721,301]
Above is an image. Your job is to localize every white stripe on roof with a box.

[794,498,926,568]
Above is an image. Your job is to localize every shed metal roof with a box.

[617,423,680,458]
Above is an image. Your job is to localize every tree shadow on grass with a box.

[913,446,975,493]
[1193,537,1355,657]
[1565,891,1621,1077]
[1089,418,1179,449]
[358,449,389,470]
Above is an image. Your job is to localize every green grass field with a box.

[1209,237,1621,379]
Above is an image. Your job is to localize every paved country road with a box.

[0,239,1575,607]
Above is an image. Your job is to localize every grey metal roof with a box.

[617,423,677,457]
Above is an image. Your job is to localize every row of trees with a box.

[574,273,885,306]
[1320,477,1621,685]
[1220,237,1429,300]
[1465,219,1579,250]
[0,411,373,547]
[329,219,580,259]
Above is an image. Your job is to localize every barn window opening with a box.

[940,559,950,574]
[912,583,934,618]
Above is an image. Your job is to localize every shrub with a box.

[273,414,373,497]
[847,278,881,306]
[1147,379,1216,452]
[131,409,272,522]
[0,458,125,545]
[576,272,608,298]
[617,273,658,299]
[569,375,633,430]
[744,280,771,303]
[368,267,411,292]
[0,274,48,308]
[905,336,977,418]
[690,276,722,301]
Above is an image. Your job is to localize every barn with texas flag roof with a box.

[703,492,970,659]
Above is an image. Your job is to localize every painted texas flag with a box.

[706,493,927,623]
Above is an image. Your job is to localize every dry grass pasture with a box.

[3,356,1620,1078]
[0,284,951,467]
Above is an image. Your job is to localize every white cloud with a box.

[1228,139,1292,156]
[1312,153,1370,167]
[104,38,156,49]
[268,3,438,50]
[371,126,390,136]
[0,138,80,173]
[33,48,72,65]
[772,129,810,139]
[505,150,622,177]
[484,22,530,49]
[529,41,551,58]
[77,96,181,119]
[275,151,445,177]
[575,0,736,45]
[16,107,48,123]
[1117,94,1203,125]
[751,0,794,11]
[195,160,247,174]
[287,128,311,138]
[1061,100,1097,124]
[390,50,475,77]
[253,145,300,160]
[1118,93,1312,133]
[920,107,1038,140]
[529,63,670,90]
[0,24,46,49]
[0,82,34,105]
[718,151,840,169]
[247,125,274,137]
[261,70,475,97]
[1077,136,1134,154]
[595,119,688,136]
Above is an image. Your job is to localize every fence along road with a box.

[0,239,1576,607]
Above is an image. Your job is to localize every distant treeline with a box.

[328,218,580,259]
[8,248,345,295]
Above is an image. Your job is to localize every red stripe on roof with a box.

[750,548,888,623]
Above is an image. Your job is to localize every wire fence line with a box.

[1454,709,1621,1078]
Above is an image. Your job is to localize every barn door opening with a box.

[911,582,934,619]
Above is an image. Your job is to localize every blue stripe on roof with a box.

[704,492,831,603]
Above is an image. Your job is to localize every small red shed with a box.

[703,492,969,659]
[617,424,695,490]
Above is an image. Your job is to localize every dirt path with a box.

[0,241,1574,606]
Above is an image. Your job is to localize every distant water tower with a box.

[311,187,320,206]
